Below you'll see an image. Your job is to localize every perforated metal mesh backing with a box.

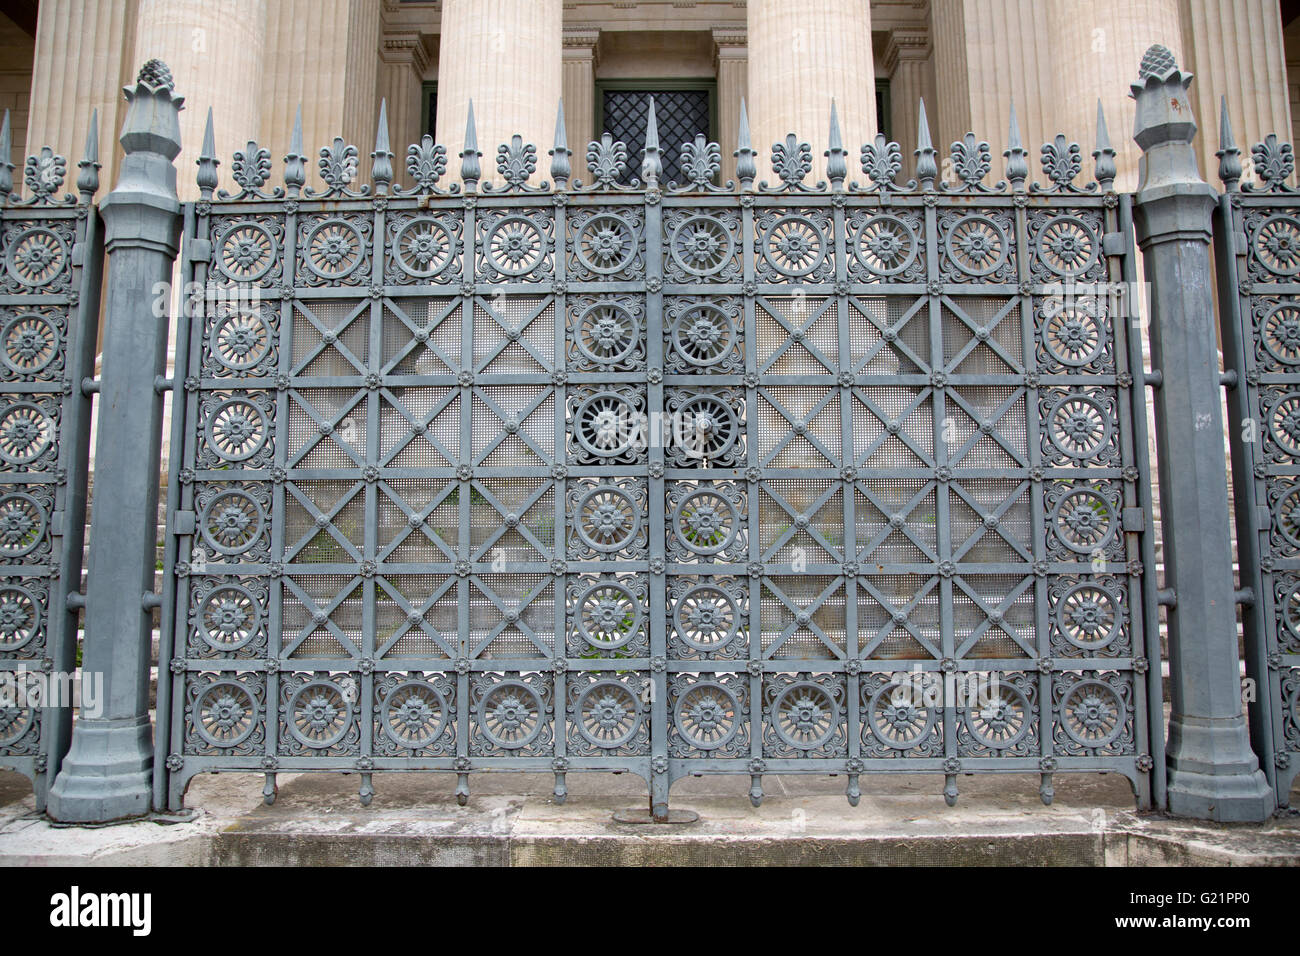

[161,175,1158,812]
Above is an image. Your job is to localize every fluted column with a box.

[259,0,380,192]
[930,0,1055,185]
[131,0,267,200]
[713,28,747,184]
[380,34,430,160]
[1182,0,1293,190]
[1047,0,1182,192]
[747,0,875,184]
[24,0,138,199]
[436,0,562,186]
[883,29,934,164]
[562,27,599,168]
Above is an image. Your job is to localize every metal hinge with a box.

[185,238,213,263]
[1122,507,1146,532]
[1102,232,1127,257]
[172,510,196,536]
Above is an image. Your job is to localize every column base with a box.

[46,716,154,824]
[1166,713,1275,823]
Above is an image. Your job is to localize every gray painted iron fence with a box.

[0,46,1288,823]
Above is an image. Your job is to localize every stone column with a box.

[1130,45,1274,822]
[562,27,599,168]
[1047,0,1182,192]
[746,0,875,185]
[930,0,1055,186]
[1182,0,1294,190]
[24,0,138,201]
[883,28,933,164]
[380,33,430,159]
[436,0,562,187]
[713,28,747,184]
[131,0,267,200]
[47,60,184,823]
[259,0,380,191]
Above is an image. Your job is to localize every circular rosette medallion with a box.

[674,682,740,751]
[1261,303,1300,366]
[770,681,839,751]
[670,304,736,368]
[1279,579,1300,646]
[1056,582,1121,651]
[0,694,34,747]
[1041,302,1105,368]
[761,214,828,278]
[867,681,938,750]
[200,488,266,556]
[965,682,1031,749]
[288,680,353,749]
[0,493,45,558]
[0,402,54,466]
[209,310,272,373]
[0,313,60,376]
[574,212,638,275]
[575,680,642,749]
[1047,393,1112,459]
[575,301,639,366]
[852,214,919,276]
[944,215,1008,277]
[1034,215,1099,278]
[574,391,641,460]
[478,681,544,749]
[671,393,739,461]
[575,580,642,651]
[0,584,40,652]
[205,397,269,462]
[485,215,546,277]
[673,583,739,652]
[670,215,735,277]
[1253,215,1300,276]
[215,221,277,283]
[671,487,740,557]
[303,219,366,281]
[1051,487,1116,554]
[194,680,259,749]
[575,485,642,553]
[1270,392,1300,456]
[393,218,456,279]
[1277,486,1300,548]
[1060,679,1126,748]
[382,679,450,749]
[5,227,68,288]
[197,583,263,652]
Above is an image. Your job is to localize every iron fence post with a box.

[46,60,184,822]
[1129,45,1274,821]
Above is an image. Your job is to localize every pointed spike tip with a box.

[917,98,933,148]
[290,104,304,153]
[829,98,843,148]
[1008,99,1023,148]
[554,98,568,147]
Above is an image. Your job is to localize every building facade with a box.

[2,0,1296,205]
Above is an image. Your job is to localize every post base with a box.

[46,716,153,824]
[1166,713,1276,823]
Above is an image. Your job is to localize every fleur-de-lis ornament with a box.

[677,134,720,189]
[861,134,902,190]
[24,147,66,202]
[231,141,272,193]
[949,133,991,190]
[586,133,628,189]
[1040,134,1083,191]
[407,135,448,192]
[1251,134,1296,191]
[771,134,812,188]
[319,137,359,192]
[497,135,537,188]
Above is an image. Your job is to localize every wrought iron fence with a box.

[0,113,103,809]
[151,88,1162,817]
[1218,115,1300,807]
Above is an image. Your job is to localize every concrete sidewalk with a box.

[2,769,1298,865]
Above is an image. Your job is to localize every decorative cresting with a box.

[0,108,102,809]
[1217,101,1300,807]
[158,90,1159,816]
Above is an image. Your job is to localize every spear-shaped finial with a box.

[1004,99,1029,191]
[76,109,101,203]
[1093,100,1118,193]
[915,98,937,190]
[550,98,571,187]
[372,98,393,196]
[284,104,305,198]
[196,107,219,200]
[1216,95,1242,193]
[461,99,481,192]
[825,98,848,192]
[734,97,756,191]
[0,110,13,204]
[641,96,661,186]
